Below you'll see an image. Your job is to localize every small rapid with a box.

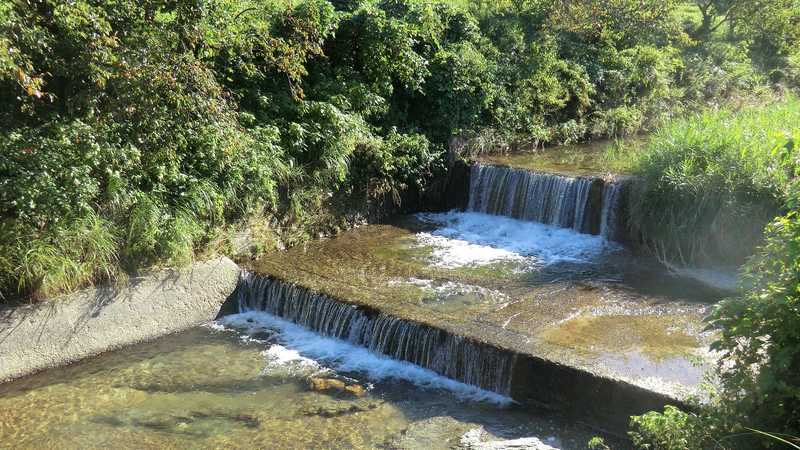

[217,312,511,405]
[235,272,517,397]
[416,211,619,269]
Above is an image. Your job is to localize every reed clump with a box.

[626,97,800,267]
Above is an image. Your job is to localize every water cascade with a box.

[467,164,625,240]
[599,181,624,241]
[236,272,516,396]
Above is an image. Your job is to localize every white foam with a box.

[416,211,618,268]
[417,232,527,268]
[397,277,508,302]
[264,344,321,369]
[217,311,512,405]
[460,427,560,449]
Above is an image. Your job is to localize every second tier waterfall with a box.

[467,163,625,240]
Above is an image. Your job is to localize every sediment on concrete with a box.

[0,257,240,383]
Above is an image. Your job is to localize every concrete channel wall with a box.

[0,257,240,383]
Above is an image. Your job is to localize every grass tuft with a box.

[3,211,119,300]
[626,96,800,267]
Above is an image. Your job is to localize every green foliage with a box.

[587,436,612,450]
[707,193,800,445]
[1,211,118,300]
[630,406,697,450]
[687,0,800,78]
[630,106,800,450]
[349,129,440,202]
[416,41,499,142]
[627,98,800,266]
[3,0,799,300]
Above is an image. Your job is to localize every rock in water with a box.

[309,377,366,397]
[344,384,366,397]
[459,427,559,450]
[309,377,347,392]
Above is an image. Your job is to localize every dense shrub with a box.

[2,0,799,300]
[711,198,800,446]
[349,129,439,204]
[627,98,800,267]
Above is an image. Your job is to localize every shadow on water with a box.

[90,410,261,438]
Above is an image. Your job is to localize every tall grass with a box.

[627,96,800,267]
[1,212,119,300]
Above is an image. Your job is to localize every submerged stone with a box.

[387,416,480,450]
[0,324,607,449]
[309,377,347,392]
[308,377,367,397]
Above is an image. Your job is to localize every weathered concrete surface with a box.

[0,257,240,383]
[460,428,559,450]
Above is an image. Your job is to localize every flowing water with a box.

[599,182,624,241]
[0,317,604,449]
[468,164,626,239]
[238,273,515,395]
[0,145,723,448]
[249,210,721,402]
[474,139,638,177]
[468,165,596,233]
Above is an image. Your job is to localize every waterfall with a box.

[468,164,594,232]
[599,182,623,241]
[468,163,625,240]
[237,272,516,395]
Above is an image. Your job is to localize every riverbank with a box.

[0,257,239,383]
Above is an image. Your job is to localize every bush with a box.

[349,129,440,202]
[3,0,799,300]
[678,42,767,105]
[627,98,800,267]
[630,406,697,450]
[708,194,800,445]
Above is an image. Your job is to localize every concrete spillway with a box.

[237,272,515,396]
[240,212,719,434]
[233,265,710,433]
[235,158,720,434]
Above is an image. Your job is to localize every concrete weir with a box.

[239,160,720,434]
[232,271,690,433]
[468,163,629,242]
[0,257,240,383]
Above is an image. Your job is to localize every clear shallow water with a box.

[252,211,721,399]
[0,314,605,450]
[474,139,639,177]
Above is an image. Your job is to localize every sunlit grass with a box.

[626,96,800,266]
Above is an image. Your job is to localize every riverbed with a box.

[0,317,606,449]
